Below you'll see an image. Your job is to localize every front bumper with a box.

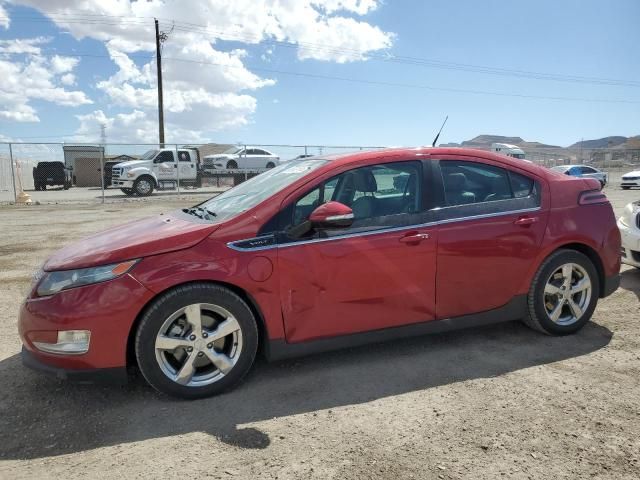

[621,179,640,188]
[22,347,127,383]
[19,273,155,373]
[618,219,640,268]
[111,179,134,188]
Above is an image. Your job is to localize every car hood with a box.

[622,170,640,178]
[44,212,219,271]
[114,160,149,169]
[206,154,237,161]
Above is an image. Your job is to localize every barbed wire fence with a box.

[2,142,639,205]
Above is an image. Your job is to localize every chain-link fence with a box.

[0,142,384,205]
[3,142,639,205]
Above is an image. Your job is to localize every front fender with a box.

[131,237,284,342]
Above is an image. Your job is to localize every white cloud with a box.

[60,72,75,85]
[0,38,92,122]
[0,36,50,55]
[0,3,9,29]
[7,0,394,141]
[50,54,79,74]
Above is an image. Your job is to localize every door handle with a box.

[514,216,538,226]
[399,232,430,244]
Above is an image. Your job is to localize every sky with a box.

[0,0,639,148]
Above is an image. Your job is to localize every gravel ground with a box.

[0,184,639,479]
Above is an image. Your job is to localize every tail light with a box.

[579,190,608,205]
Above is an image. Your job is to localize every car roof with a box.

[313,147,548,176]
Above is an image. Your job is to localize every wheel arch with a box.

[125,279,269,370]
[136,173,157,187]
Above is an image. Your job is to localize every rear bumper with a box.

[22,347,127,384]
[602,273,620,297]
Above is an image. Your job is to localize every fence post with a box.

[243,144,248,182]
[9,143,17,203]
[99,145,105,204]
[175,144,181,198]
[304,145,308,156]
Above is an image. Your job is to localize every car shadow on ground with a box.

[0,320,612,460]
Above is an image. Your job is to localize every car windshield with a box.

[223,146,244,155]
[194,159,328,221]
[140,149,159,160]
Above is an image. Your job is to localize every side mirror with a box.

[309,201,354,229]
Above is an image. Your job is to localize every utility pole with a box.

[155,18,165,147]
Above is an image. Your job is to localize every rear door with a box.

[433,158,548,319]
[177,150,196,180]
[275,160,438,343]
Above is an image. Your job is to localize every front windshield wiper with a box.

[182,206,217,220]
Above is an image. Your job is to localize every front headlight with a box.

[36,260,138,297]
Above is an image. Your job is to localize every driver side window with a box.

[284,161,422,240]
[154,151,175,164]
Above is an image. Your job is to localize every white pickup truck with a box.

[111,148,201,196]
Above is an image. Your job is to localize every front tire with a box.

[523,249,599,335]
[622,186,630,190]
[121,188,135,196]
[133,177,154,196]
[226,160,238,170]
[135,283,258,399]
[265,162,275,169]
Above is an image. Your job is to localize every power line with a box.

[32,50,640,105]
[1,13,639,88]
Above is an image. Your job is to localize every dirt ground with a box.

[0,185,639,480]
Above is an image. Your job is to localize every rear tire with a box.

[622,186,630,190]
[135,283,258,399]
[523,249,599,335]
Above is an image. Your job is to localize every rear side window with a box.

[441,161,512,206]
[438,160,540,219]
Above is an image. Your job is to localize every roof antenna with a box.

[431,115,449,147]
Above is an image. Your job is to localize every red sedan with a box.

[19,148,621,398]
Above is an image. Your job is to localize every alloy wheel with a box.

[154,303,243,387]
[137,179,152,195]
[543,263,592,326]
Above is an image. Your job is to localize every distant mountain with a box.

[440,134,640,150]
[458,135,560,149]
[569,136,628,149]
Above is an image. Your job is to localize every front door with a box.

[153,150,177,181]
[276,160,438,343]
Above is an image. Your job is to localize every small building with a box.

[63,145,104,187]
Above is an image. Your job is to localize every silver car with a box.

[203,146,280,171]
[551,165,608,188]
